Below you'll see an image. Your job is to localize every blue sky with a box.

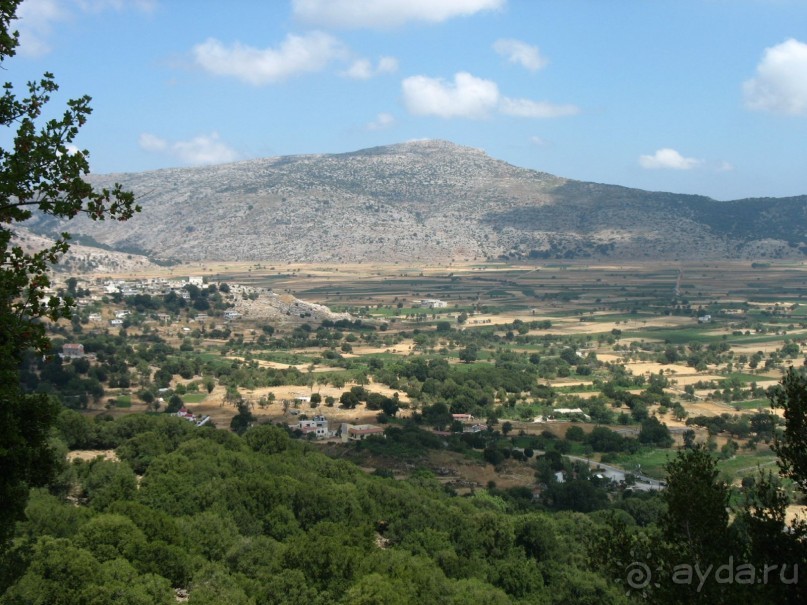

[6,0,807,200]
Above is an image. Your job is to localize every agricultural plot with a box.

[48,259,807,492]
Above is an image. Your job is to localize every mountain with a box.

[25,140,807,262]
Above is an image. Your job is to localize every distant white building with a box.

[188,276,204,287]
[419,299,448,309]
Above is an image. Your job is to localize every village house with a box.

[174,406,211,427]
[341,423,385,442]
[294,416,332,439]
[61,343,85,359]
[418,299,448,309]
[175,406,195,422]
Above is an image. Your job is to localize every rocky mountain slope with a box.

[12,227,159,274]
[25,140,807,262]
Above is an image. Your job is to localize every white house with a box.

[295,416,332,439]
[419,299,448,309]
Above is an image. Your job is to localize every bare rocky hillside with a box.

[12,227,159,274]
[24,140,807,262]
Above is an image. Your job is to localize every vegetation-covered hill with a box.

[0,414,629,605]
[25,141,807,263]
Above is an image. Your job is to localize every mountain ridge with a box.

[25,140,807,263]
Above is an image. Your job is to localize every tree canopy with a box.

[0,0,137,546]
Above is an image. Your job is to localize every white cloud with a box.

[377,56,399,74]
[16,0,67,57]
[193,32,346,86]
[402,71,580,120]
[402,72,500,118]
[75,0,156,12]
[138,132,168,152]
[500,97,579,118]
[16,0,154,57]
[139,132,239,166]
[743,38,807,115]
[529,136,548,146]
[717,161,734,172]
[639,148,701,170]
[493,38,547,71]
[342,56,398,79]
[292,0,504,29]
[366,112,396,130]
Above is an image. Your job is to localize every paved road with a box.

[565,455,666,491]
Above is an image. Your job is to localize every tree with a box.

[769,367,807,492]
[645,444,745,603]
[340,391,359,409]
[230,401,255,435]
[458,345,478,364]
[638,416,674,448]
[244,424,289,455]
[0,1,137,547]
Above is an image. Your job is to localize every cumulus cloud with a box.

[402,72,500,118]
[493,38,547,71]
[16,0,153,57]
[500,97,579,118]
[402,71,579,120]
[743,38,807,115]
[292,0,504,29]
[193,32,346,85]
[139,132,239,166]
[366,112,396,130]
[342,56,398,79]
[639,148,701,170]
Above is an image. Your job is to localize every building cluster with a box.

[100,276,205,298]
[285,415,386,442]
